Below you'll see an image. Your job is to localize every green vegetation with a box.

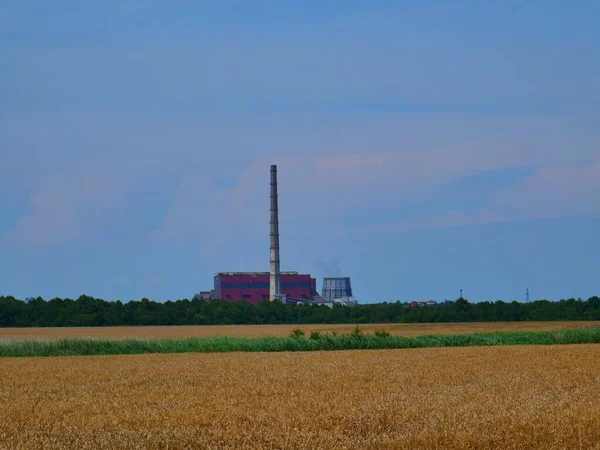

[309,331,322,340]
[2,327,600,358]
[1,295,600,327]
[289,328,306,338]
[374,328,391,338]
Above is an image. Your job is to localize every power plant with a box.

[214,271,318,304]
[195,164,356,306]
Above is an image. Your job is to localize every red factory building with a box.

[214,272,318,304]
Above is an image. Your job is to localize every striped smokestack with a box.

[270,165,281,301]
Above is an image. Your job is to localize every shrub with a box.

[374,328,391,338]
[290,329,306,339]
[309,331,322,340]
[350,325,363,337]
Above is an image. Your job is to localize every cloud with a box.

[439,162,600,226]
[494,162,600,219]
[155,154,600,247]
[152,153,402,245]
[356,162,600,234]
[2,172,125,246]
[151,162,270,259]
[10,149,596,253]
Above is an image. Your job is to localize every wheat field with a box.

[1,345,600,449]
[2,320,599,341]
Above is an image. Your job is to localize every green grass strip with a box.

[2,327,600,357]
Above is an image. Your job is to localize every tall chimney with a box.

[270,165,281,301]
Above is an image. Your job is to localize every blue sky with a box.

[1,1,599,303]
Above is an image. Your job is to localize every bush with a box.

[290,329,305,339]
[309,331,322,340]
[350,325,363,337]
[374,328,391,338]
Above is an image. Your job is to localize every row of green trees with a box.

[1,295,600,327]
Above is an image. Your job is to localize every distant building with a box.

[193,290,214,301]
[321,277,353,302]
[410,300,438,308]
[214,272,318,304]
[331,296,357,307]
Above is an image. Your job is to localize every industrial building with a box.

[322,277,353,302]
[410,300,438,308]
[194,291,214,301]
[214,272,318,304]
[320,277,356,306]
[195,165,356,306]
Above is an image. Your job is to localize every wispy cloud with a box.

[352,162,600,235]
[2,172,126,247]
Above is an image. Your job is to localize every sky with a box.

[1,1,599,303]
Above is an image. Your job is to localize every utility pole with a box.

[460,288,463,299]
[526,287,530,303]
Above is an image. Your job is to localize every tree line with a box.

[1,295,600,327]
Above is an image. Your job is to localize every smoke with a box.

[313,258,342,277]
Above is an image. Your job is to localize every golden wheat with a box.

[1,345,600,449]
[2,320,599,341]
